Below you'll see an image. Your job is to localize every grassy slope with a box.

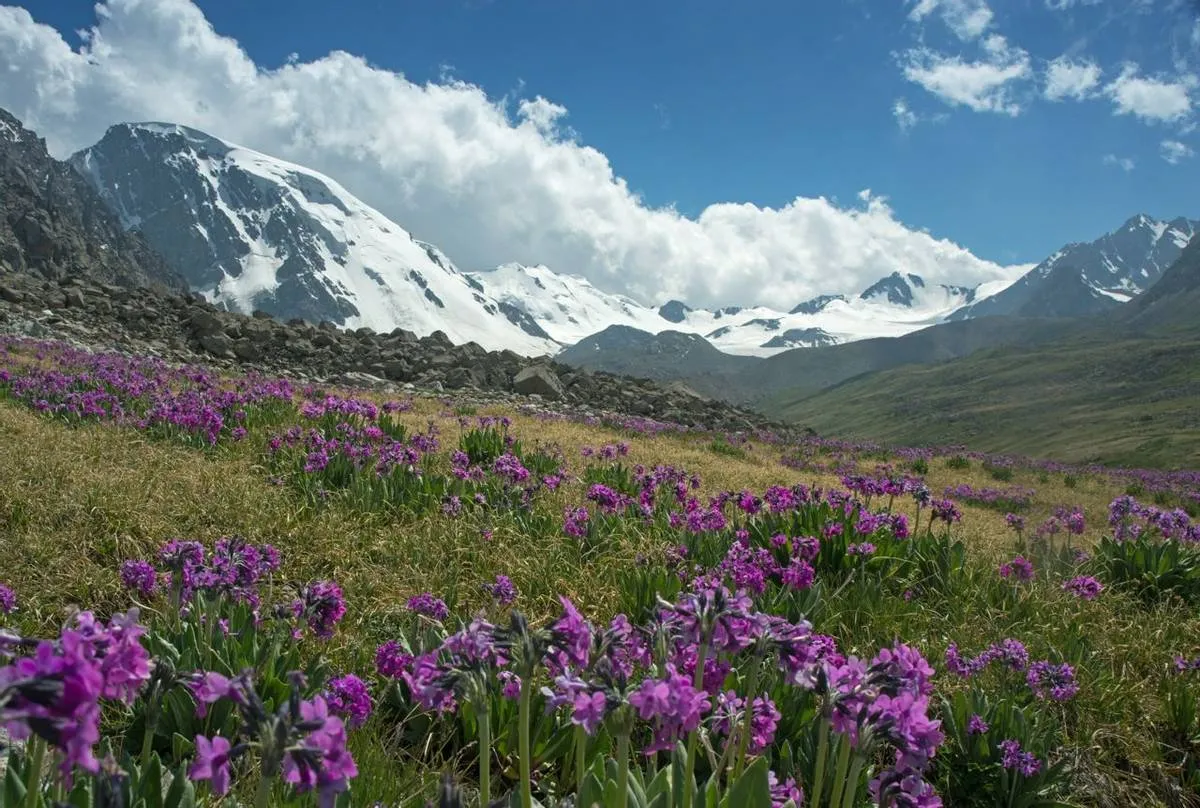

[3,386,1200,805]
[764,330,1200,468]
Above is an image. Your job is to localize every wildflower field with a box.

[1,337,1200,808]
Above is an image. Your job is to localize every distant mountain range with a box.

[46,110,1198,363]
[3,105,1199,465]
[765,237,1200,467]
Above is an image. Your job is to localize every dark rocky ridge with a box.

[0,268,806,437]
[0,109,186,294]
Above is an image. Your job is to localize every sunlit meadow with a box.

[1,336,1199,808]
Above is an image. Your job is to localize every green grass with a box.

[764,331,1200,468]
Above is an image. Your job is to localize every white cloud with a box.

[0,1,1024,308]
[893,98,919,131]
[1043,56,1102,101]
[1105,64,1197,122]
[1102,153,1136,171]
[908,0,994,41]
[1161,139,1195,163]
[1044,0,1103,9]
[901,37,1032,115]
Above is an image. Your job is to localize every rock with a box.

[62,285,85,307]
[513,365,565,400]
[198,333,235,358]
[0,285,24,304]
[188,311,225,337]
[232,339,262,361]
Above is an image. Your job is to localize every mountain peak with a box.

[69,119,558,354]
[859,271,926,306]
[658,299,692,323]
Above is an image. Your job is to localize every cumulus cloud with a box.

[0,1,1023,308]
[1105,64,1196,123]
[1043,56,1102,101]
[1161,139,1195,163]
[892,98,919,131]
[901,35,1032,115]
[907,0,994,41]
[1102,153,1136,171]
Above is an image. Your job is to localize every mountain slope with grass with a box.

[767,236,1200,467]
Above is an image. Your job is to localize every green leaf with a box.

[4,752,27,807]
[140,754,164,808]
[723,757,771,808]
[162,765,196,808]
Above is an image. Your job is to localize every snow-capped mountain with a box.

[466,264,1006,357]
[949,214,1199,321]
[68,123,559,354]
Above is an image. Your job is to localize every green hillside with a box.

[766,330,1200,467]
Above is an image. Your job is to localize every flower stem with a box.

[732,660,763,779]
[841,754,865,808]
[254,752,281,808]
[616,729,631,808]
[574,724,587,797]
[479,707,492,808]
[682,640,709,808]
[828,734,853,808]
[253,774,273,808]
[810,717,830,808]
[140,682,161,770]
[518,675,533,808]
[22,738,44,808]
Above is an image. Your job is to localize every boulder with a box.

[513,365,565,400]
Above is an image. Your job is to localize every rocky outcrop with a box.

[0,109,186,293]
[0,268,808,437]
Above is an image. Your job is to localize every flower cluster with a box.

[1062,575,1104,600]
[999,556,1034,582]
[945,639,1030,678]
[0,609,152,782]
[999,738,1041,777]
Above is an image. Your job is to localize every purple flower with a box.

[967,714,989,735]
[1000,739,1041,776]
[1027,661,1078,702]
[571,690,610,735]
[0,584,15,615]
[499,671,522,700]
[120,560,158,598]
[294,580,347,639]
[189,735,232,795]
[282,696,359,803]
[781,558,815,590]
[1062,575,1103,600]
[406,592,450,621]
[628,665,712,754]
[999,556,1034,582]
[711,691,782,753]
[375,641,413,679]
[324,674,373,728]
[485,575,518,606]
[768,771,805,808]
[548,597,593,670]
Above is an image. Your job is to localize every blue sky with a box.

[3,0,1200,306]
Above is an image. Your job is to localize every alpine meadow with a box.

[2,2,1200,808]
